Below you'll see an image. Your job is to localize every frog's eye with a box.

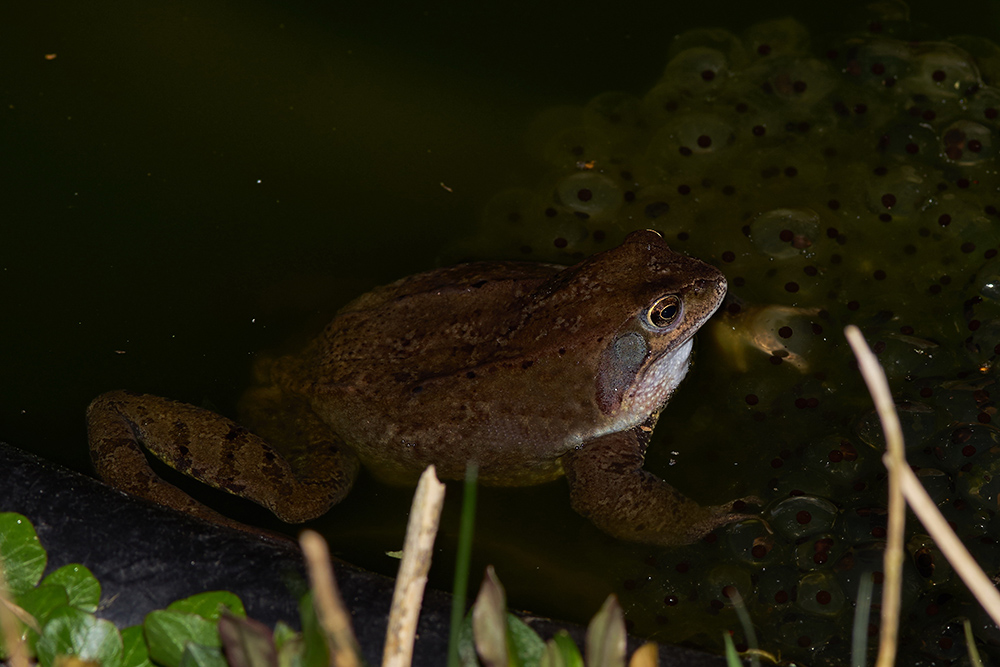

[645,295,682,330]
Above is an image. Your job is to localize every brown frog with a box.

[87,229,752,545]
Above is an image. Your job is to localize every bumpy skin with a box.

[87,229,753,544]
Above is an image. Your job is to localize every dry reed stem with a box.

[383,466,446,667]
[845,325,905,667]
[300,529,361,667]
[847,324,1000,664]
[891,458,1000,624]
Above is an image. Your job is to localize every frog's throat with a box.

[628,336,694,418]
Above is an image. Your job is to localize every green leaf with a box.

[168,591,246,622]
[506,615,544,667]
[540,631,582,667]
[585,596,626,667]
[274,622,304,667]
[179,642,228,667]
[298,592,328,667]
[448,462,479,667]
[722,632,742,667]
[272,622,297,652]
[0,513,47,596]
[144,609,220,667]
[472,566,509,667]
[17,583,70,627]
[218,611,276,667]
[121,626,154,667]
[15,583,70,654]
[456,615,478,667]
[36,606,123,667]
[42,564,101,613]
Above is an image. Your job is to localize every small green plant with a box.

[0,512,330,667]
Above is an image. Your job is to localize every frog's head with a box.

[525,229,726,427]
[596,229,726,420]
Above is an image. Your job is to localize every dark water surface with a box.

[5,0,1000,661]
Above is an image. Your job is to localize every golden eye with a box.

[646,295,682,329]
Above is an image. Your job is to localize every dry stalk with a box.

[892,458,1000,624]
[846,324,1000,665]
[845,325,905,667]
[300,529,361,667]
[383,466,446,667]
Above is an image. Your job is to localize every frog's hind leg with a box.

[87,390,359,528]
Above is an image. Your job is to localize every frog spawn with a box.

[468,5,1000,666]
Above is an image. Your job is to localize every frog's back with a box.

[312,261,561,383]
[283,261,578,484]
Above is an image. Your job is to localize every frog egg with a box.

[857,164,932,220]
[920,425,1000,473]
[872,121,940,165]
[745,146,831,202]
[665,28,748,72]
[743,18,811,60]
[747,208,821,259]
[582,91,646,153]
[537,125,615,170]
[864,333,962,383]
[795,570,846,617]
[480,188,544,235]
[552,171,623,223]
[750,565,797,611]
[908,534,954,588]
[696,563,754,609]
[839,36,913,91]
[801,435,875,483]
[940,119,995,165]
[911,468,954,506]
[957,453,1000,511]
[838,542,927,610]
[769,495,839,540]
[951,35,1000,85]
[658,46,733,93]
[794,534,845,572]
[901,42,982,102]
[725,519,776,565]
[930,199,1000,258]
[963,84,1000,127]
[833,544,886,604]
[911,611,981,663]
[619,183,677,227]
[921,383,996,426]
[855,401,941,453]
[642,113,736,180]
[964,317,1000,369]
[526,210,592,259]
[978,259,1000,301]
[840,504,889,544]
[774,612,838,656]
[742,56,838,112]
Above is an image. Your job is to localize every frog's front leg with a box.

[87,390,359,529]
[562,420,756,546]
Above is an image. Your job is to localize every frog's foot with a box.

[562,431,759,546]
[87,390,359,528]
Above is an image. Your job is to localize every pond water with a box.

[5,1,1000,664]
